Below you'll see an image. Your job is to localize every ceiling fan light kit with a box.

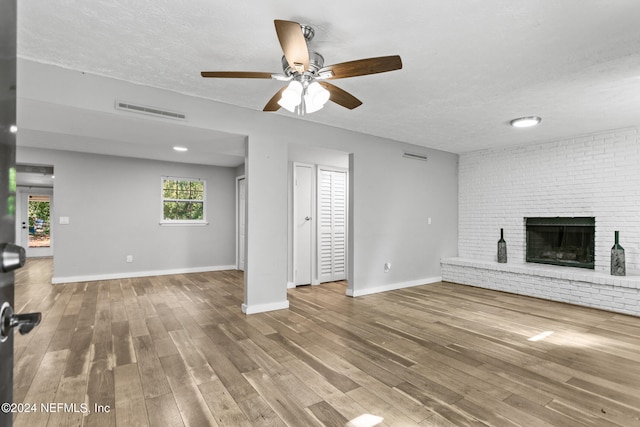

[201,19,402,115]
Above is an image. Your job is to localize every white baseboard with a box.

[346,276,442,297]
[242,300,290,314]
[51,264,237,284]
[287,281,319,288]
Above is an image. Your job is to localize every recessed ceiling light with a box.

[510,116,542,128]
[173,146,188,152]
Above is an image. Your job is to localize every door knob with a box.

[305,216,311,221]
[0,243,25,273]
[0,302,41,341]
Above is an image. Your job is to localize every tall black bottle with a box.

[611,230,625,276]
[497,228,507,263]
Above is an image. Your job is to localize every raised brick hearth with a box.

[441,257,640,316]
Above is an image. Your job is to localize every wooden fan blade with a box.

[274,20,309,73]
[201,71,273,79]
[319,55,402,79]
[263,86,287,112]
[318,82,363,110]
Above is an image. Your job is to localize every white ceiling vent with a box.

[115,100,187,121]
[403,152,428,162]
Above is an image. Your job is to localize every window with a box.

[161,177,206,225]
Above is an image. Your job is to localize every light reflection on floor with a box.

[348,413,384,427]
[528,329,632,351]
[528,330,554,341]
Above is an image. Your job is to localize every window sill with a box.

[159,221,209,227]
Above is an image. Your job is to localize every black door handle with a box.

[0,303,41,340]
[10,312,41,335]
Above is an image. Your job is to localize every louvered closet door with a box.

[318,168,347,283]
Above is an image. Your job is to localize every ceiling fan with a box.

[201,19,402,115]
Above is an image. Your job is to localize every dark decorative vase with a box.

[497,228,507,263]
[611,231,625,276]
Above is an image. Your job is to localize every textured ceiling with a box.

[16,0,640,156]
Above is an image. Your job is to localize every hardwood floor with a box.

[12,258,640,426]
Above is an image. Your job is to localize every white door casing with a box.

[236,176,246,271]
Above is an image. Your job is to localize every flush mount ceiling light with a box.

[173,146,188,152]
[510,116,542,128]
[201,19,403,115]
[9,125,17,133]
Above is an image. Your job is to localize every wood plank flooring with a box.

[13,258,640,426]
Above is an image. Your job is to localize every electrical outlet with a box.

[126,255,133,263]
[384,262,391,273]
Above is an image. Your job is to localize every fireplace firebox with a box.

[525,217,595,269]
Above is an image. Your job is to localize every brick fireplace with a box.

[441,127,640,316]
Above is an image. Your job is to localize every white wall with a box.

[17,147,237,283]
[347,140,458,296]
[19,60,459,313]
[458,127,640,273]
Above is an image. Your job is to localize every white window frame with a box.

[160,176,208,226]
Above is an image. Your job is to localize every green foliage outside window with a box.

[28,201,50,233]
[162,178,205,221]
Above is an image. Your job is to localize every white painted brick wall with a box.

[444,127,640,316]
[458,127,640,273]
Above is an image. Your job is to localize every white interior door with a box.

[318,168,347,283]
[19,189,54,258]
[294,165,313,286]
[237,177,246,271]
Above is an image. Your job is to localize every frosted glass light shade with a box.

[278,81,303,112]
[304,81,330,113]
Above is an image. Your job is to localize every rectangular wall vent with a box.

[115,100,187,121]
[16,164,54,175]
[403,152,428,161]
